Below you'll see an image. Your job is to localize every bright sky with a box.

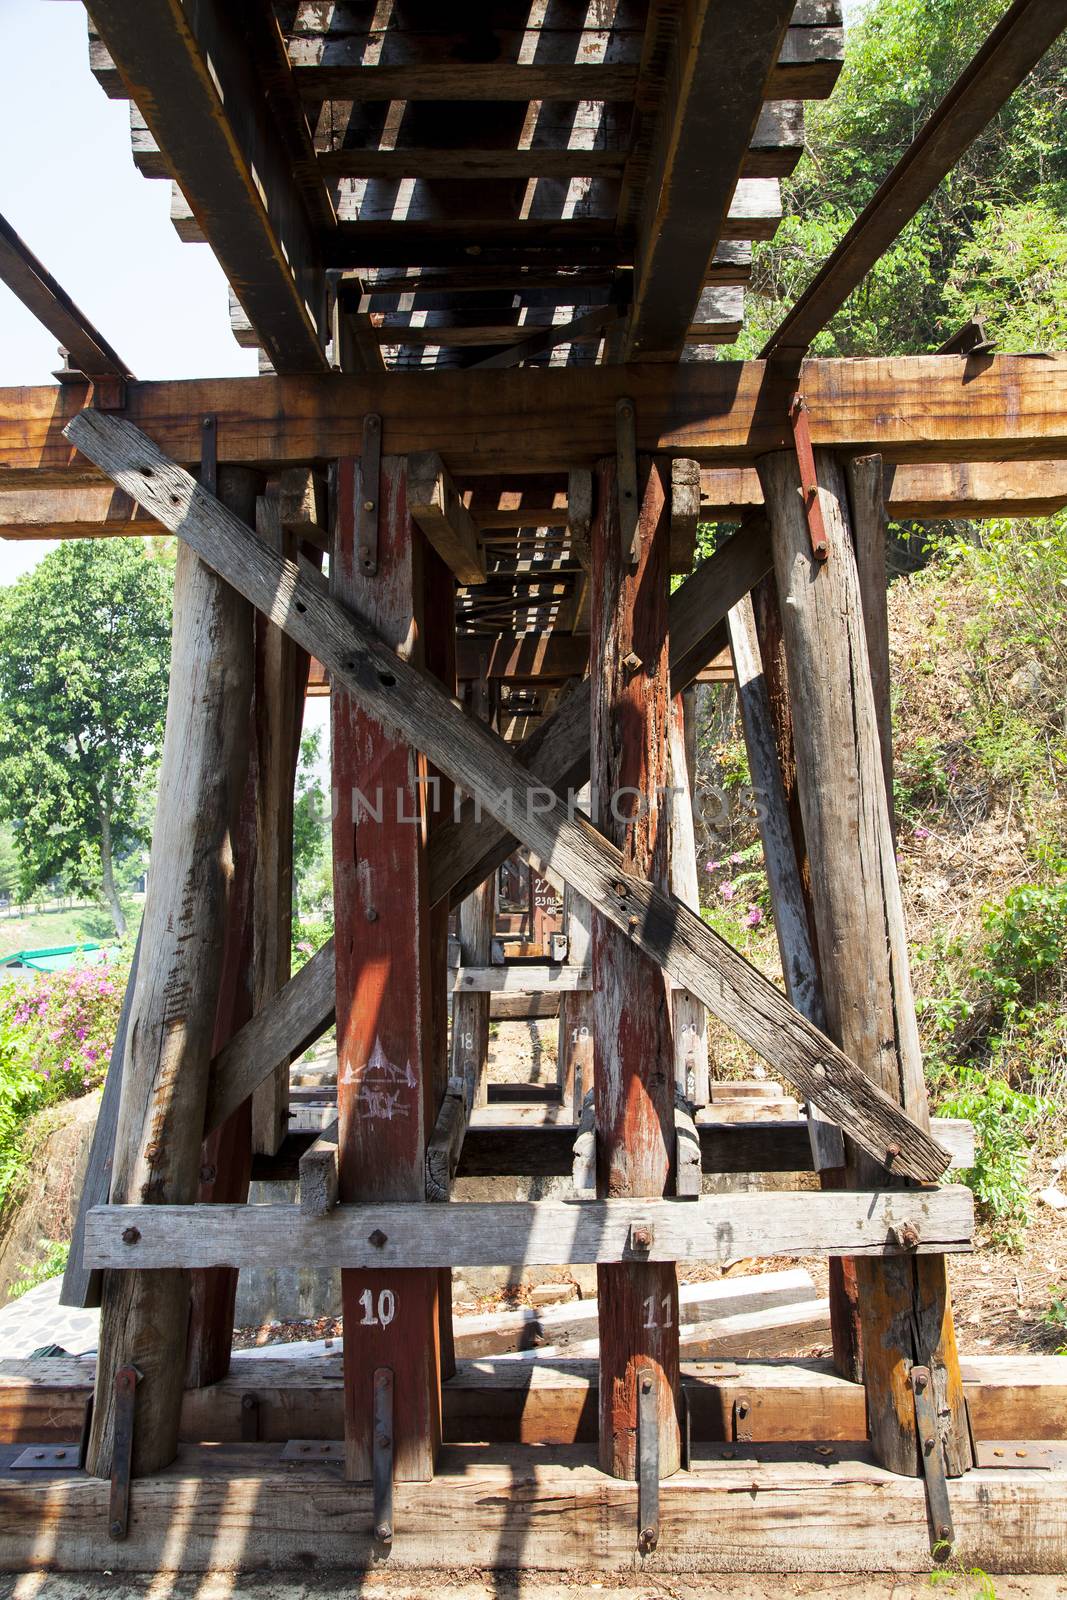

[0,0,257,586]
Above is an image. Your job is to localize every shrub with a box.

[0,962,125,1207]
[936,1068,1047,1248]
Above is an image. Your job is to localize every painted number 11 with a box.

[643,1295,673,1329]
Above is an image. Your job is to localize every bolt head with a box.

[369,1229,388,1249]
[110,1520,124,1538]
[364,499,375,513]
[121,1226,141,1245]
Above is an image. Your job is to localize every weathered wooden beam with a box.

[760,447,972,1477]
[450,965,591,994]
[85,526,254,1479]
[425,1078,469,1204]
[700,458,1067,520]
[407,452,486,585]
[591,456,680,1477]
[0,212,132,381]
[331,452,441,1481]
[450,675,494,1113]
[763,0,1067,357]
[86,0,335,373]
[10,456,1067,543]
[298,1120,339,1219]
[454,632,587,682]
[10,356,1067,486]
[67,422,943,1180]
[84,1187,973,1271]
[668,693,710,1106]
[624,2,795,360]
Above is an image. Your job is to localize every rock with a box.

[1039,1185,1067,1212]
[529,1283,577,1308]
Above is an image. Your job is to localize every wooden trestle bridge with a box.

[0,0,1066,1576]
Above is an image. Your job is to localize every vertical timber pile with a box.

[332,454,441,1482]
[451,671,495,1112]
[592,457,681,1479]
[758,448,971,1476]
[186,469,261,1389]
[86,533,253,1477]
[668,695,710,1107]
[733,573,863,1380]
[557,878,594,1117]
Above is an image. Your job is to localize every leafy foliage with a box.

[0,963,124,1206]
[9,1239,69,1300]
[0,543,171,937]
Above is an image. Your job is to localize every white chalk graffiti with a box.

[343,1036,417,1119]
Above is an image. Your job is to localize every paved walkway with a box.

[0,1277,98,1358]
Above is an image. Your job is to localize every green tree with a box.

[0,542,172,938]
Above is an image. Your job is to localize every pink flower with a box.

[914,826,930,840]
[745,905,763,927]
[76,1027,87,1040]
[730,852,745,864]
[49,1029,62,1042]
[720,883,736,902]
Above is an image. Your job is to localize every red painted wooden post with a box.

[332,454,441,1482]
[591,457,681,1480]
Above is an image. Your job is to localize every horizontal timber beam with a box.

[66,409,950,1180]
[450,965,591,995]
[1,1441,1062,1575]
[5,356,1065,485]
[700,458,1067,520]
[83,1189,973,1270]
[0,213,133,382]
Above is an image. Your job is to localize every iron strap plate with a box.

[637,1369,659,1555]
[108,1364,140,1541]
[910,1364,954,1553]
[788,393,830,561]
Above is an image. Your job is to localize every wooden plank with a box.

[450,965,590,994]
[331,453,441,1481]
[764,0,1067,356]
[407,452,486,585]
[556,881,594,1119]
[455,633,587,682]
[425,1078,468,1204]
[298,1120,339,1218]
[624,2,794,359]
[83,1187,974,1271]
[668,694,710,1106]
[6,357,1066,485]
[846,455,894,824]
[450,675,495,1111]
[591,455,680,1476]
[58,927,141,1311]
[4,1442,1066,1574]
[5,1351,1061,1452]
[84,531,254,1479]
[760,447,971,1476]
[0,212,132,381]
[65,416,948,1182]
[700,459,1067,520]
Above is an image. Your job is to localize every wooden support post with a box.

[451,674,495,1112]
[557,879,594,1120]
[184,471,260,1393]
[86,530,254,1478]
[747,569,864,1381]
[845,454,894,828]
[668,696,710,1107]
[331,454,441,1483]
[758,447,971,1478]
[423,543,458,1382]
[591,457,681,1481]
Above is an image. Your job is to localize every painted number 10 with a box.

[359,1288,397,1327]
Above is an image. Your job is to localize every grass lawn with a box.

[0,898,144,959]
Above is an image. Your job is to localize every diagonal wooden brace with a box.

[64,409,951,1183]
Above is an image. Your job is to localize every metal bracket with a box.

[200,413,218,498]
[281,1439,343,1461]
[108,1364,140,1541]
[615,396,639,566]
[788,393,829,562]
[910,1365,955,1554]
[11,1443,82,1471]
[731,1393,753,1444]
[637,1369,659,1555]
[89,374,128,411]
[372,1366,394,1545]
[240,1393,260,1442]
[357,413,382,575]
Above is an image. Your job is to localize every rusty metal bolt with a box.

[200,1163,217,1184]
[631,1226,653,1252]
[144,1144,162,1165]
[913,1370,928,1394]
[369,1229,388,1249]
[366,907,379,922]
[110,1519,124,1538]
[121,1226,141,1246]
[900,1222,920,1250]
[885,1142,901,1161]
